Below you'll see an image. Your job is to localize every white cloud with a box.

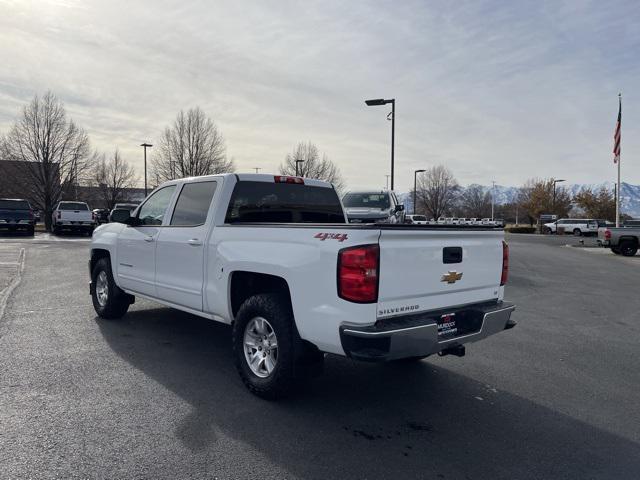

[0,0,639,192]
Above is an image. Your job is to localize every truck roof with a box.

[160,173,334,189]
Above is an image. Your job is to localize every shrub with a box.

[506,226,536,234]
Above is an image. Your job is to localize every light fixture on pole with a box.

[140,143,153,196]
[365,98,396,190]
[295,159,304,177]
[413,169,426,214]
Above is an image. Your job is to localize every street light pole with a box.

[491,181,496,221]
[254,167,262,173]
[295,159,304,177]
[140,143,153,196]
[413,169,426,214]
[365,98,396,190]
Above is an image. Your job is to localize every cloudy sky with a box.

[1,0,639,191]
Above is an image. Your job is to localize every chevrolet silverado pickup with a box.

[89,174,516,398]
[52,201,95,235]
[598,226,639,256]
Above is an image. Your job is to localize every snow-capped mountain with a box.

[398,182,640,217]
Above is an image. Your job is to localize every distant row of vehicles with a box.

[0,198,139,236]
[340,190,505,226]
[406,215,505,226]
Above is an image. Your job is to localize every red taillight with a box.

[604,229,611,240]
[274,175,304,184]
[337,244,379,303]
[501,241,509,286]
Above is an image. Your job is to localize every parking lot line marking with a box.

[0,248,25,322]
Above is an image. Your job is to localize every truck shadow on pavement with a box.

[97,306,640,480]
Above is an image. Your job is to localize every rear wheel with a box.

[91,257,131,319]
[233,294,295,399]
[573,228,582,236]
[619,241,638,257]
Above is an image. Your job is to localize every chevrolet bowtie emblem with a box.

[441,271,463,284]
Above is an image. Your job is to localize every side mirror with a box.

[110,208,135,224]
[395,204,405,212]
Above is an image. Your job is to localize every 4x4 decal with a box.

[314,232,348,242]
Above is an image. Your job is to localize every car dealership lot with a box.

[0,233,639,479]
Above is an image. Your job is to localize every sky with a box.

[1,0,639,192]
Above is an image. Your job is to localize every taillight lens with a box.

[501,241,509,286]
[338,244,379,303]
[604,229,611,240]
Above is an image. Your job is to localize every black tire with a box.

[91,257,131,319]
[52,224,60,235]
[619,241,638,257]
[573,228,582,236]
[611,247,621,255]
[233,294,295,399]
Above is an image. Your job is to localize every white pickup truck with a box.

[52,201,95,235]
[89,174,515,398]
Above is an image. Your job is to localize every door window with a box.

[136,186,176,225]
[170,181,217,226]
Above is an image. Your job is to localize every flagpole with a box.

[616,93,621,228]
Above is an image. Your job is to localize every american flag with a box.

[613,96,621,164]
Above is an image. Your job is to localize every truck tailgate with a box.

[377,228,504,317]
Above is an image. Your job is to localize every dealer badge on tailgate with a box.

[437,313,458,338]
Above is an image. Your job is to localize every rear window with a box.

[342,193,390,209]
[225,181,345,223]
[59,202,88,211]
[0,200,31,210]
[171,181,217,226]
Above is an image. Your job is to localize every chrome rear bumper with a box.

[340,301,516,361]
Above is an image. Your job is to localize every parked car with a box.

[598,226,639,256]
[89,173,515,398]
[342,190,404,223]
[52,201,95,235]
[405,214,428,225]
[480,218,493,225]
[543,218,599,236]
[0,198,35,235]
[93,208,110,224]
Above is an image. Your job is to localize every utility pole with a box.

[491,181,496,220]
[615,93,622,227]
[140,143,153,196]
[365,98,396,190]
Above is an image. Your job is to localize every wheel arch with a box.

[229,271,293,320]
[619,235,639,246]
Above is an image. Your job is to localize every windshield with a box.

[59,202,89,211]
[0,199,30,210]
[342,193,390,209]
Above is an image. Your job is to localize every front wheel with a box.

[233,294,295,399]
[573,229,582,236]
[91,257,131,319]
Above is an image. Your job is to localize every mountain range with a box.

[398,182,640,218]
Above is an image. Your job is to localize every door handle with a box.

[144,235,154,242]
[187,238,203,246]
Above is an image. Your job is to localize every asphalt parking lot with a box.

[0,232,638,479]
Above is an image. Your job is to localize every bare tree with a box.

[152,107,234,182]
[459,184,492,218]
[519,178,572,225]
[279,141,345,193]
[414,165,459,219]
[3,92,96,231]
[94,149,139,210]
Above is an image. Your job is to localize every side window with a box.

[137,186,176,225]
[170,181,217,226]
